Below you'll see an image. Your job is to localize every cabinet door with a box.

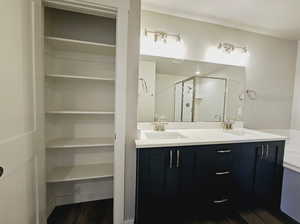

[254,141,285,210]
[136,148,180,224]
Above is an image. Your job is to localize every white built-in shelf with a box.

[45,36,116,56]
[46,110,115,115]
[46,74,115,82]
[47,137,114,149]
[47,163,113,183]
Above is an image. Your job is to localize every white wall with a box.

[0,0,40,223]
[291,42,300,130]
[141,10,297,129]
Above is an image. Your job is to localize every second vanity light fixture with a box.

[145,29,182,43]
[218,42,248,54]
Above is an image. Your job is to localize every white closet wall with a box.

[44,7,117,214]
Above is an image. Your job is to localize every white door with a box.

[0,0,42,223]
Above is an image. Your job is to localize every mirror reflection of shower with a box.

[175,76,227,122]
[137,55,246,123]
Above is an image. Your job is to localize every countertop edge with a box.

[135,137,287,149]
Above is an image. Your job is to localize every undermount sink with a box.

[144,132,187,140]
[224,130,247,136]
[224,129,257,137]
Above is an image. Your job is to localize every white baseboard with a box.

[124,219,134,224]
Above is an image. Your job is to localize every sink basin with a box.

[224,130,248,136]
[144,132,187,140]
[224,129,259,137]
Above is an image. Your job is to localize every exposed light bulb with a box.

[195,64,200,75]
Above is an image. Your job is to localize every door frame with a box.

[36,0,130,223]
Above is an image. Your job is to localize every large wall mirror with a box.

[138,55,246,123]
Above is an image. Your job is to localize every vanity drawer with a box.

[209,168,234,201]
[214,171,233,187]
[209,197,233,218]
[215,146,233,171]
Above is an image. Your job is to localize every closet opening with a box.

[44,5,117,224]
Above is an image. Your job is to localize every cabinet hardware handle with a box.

[217,150,232,153]
[176,150,180,168]
[261,145,265,160]
[266,144,269,158]
[216,171,231,175]
[169,151,173,169]
[213,199,229,204]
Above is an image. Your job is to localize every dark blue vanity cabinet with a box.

[135,148,180,224]
[253,141,285,210]
[232,141,285,210]
[135,141,285,224]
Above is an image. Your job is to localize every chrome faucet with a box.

[153,116,167,131]
[223,120,235,130]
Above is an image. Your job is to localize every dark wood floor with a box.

[48,199,113,224]
[48,199,298,224]
[185,209,298,224]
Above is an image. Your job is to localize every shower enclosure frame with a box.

[175,76,228,122]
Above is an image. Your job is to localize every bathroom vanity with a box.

[135,129,287,224]
[135,54,293,223]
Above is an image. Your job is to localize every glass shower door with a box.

[182,78,194,122]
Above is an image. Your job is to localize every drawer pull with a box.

[217,150,232,153]
[169,151,173,169]
[266,144,269,158]
[176,150,180,168]
[213,199,229,204]
[216,171,231,175]
[261,144,265,159]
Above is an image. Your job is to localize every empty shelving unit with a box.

[43,4,124,219]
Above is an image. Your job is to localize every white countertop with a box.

[135,128,287,148]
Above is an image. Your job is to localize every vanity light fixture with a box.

[218,42,248,54]
[145,29,182,43]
